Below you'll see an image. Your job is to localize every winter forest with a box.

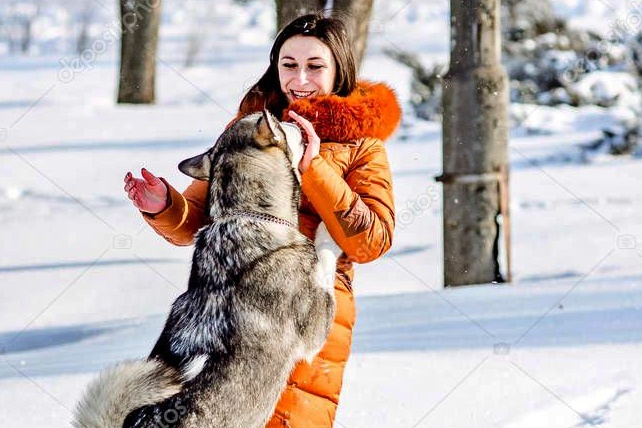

[1,0,642,427]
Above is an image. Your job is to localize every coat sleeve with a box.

[141,178,209,246]
[300,138,395,263]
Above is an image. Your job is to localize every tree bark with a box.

[275,0,326,32]
[440,0,511,286]
[332,0,374,70]
[117,0,162,104]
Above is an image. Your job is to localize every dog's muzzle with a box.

[280,122,305,176]
[280,122,303,146]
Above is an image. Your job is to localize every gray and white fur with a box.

[73,110,340,428]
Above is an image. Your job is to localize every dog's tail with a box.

[72,359,183,428]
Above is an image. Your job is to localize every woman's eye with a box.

[282,63,297,69]
[308,64,324,70]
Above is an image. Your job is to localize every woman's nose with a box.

[295,69,309,85]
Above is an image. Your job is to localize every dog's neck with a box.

[206,153,301,226]
[214,209,298,229]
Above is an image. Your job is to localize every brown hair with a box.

[239,13,357,117]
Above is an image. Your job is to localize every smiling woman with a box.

[278,35,337,103]
[238,13,357,117]
[123,12,401,428]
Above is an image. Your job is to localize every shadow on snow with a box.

[0,258,182,274]
[0,275,641,379]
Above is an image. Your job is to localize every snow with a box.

[1,0,642,427]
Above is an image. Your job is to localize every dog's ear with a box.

[178,151,211,181]
[253,110,287,148]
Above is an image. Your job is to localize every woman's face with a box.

[278,35,337,104]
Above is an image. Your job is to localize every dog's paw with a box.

[314,223,341,291]
[314,222,341,259]
[304,348,321,365]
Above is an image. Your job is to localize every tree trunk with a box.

[332,0,374,69]
[76,5,94,55]
[20,19,32,53]
[439,0,511,286]
[117,0,162,104]
[274,0,373,69]
[20,1,41,54]
[275,0,326,32]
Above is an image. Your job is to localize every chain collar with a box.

[216,210,298,229]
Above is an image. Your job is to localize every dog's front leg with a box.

[314,222,342,291]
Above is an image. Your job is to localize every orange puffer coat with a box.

[142,80,401,427]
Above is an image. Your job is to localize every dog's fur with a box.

[73,111,339,428]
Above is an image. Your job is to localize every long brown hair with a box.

[239,13,357,117]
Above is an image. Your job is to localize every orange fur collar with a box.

[283,81,402,143]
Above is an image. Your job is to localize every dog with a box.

[73,110,339,428]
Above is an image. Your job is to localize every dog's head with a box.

[178,110,305,215]
[178,110,304,183]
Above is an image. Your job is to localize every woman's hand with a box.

[123,168,168,214]
[288,110,320,174]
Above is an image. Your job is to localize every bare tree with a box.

[19,14,34,53]
[439,0,511,286]
[504,0,558,38]
[275,0,374,69]
[75,3,94,55]
[332,0,373,69]
[3,0,42,54]
[117,0,162,104]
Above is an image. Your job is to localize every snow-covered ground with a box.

[1,0,642,427]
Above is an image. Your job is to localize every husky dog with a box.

[73,110,340,428]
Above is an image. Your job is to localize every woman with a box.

[124,13,401,427]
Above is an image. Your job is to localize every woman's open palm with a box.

[123,168,168,214]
